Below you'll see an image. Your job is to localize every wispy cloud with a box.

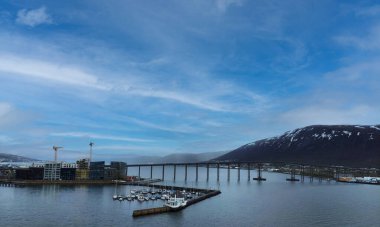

[16,6,52,27]
[334,24,380,50]
[127,88,227,112]
[0,102,11,118]
[0,48,265,113]
[124,116,197,134]
[354,5,380,17]
[50,132,154,143]
[0,102,33,129]
[325,59,380,82]
[215,0,243,12]
[0,135,18,145]
[0,54,110,90]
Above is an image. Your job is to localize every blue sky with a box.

[0,0,380,161]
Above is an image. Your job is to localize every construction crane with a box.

[53,146,63,162]
[89,142,94,162]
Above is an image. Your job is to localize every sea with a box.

[1,166,379,227]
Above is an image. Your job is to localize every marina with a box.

[111,180,221,217]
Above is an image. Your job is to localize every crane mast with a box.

[53,146,63,162]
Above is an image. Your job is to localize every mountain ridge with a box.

[215,125,380,168]
[0,153,38,162]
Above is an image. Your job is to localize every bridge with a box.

[125,162,375,182]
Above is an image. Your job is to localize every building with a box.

[76,169,89,180]
[0,167,14,179]
[61,168,76,180]
[110,161,127,179]
[60,163,77,180]
[15,168,30,180]
[29,167,44,180]
[44,162,62,180]
[76,159,89,169]
[76,159,89,180]
[104,167,117,180]
[89,161,105,180]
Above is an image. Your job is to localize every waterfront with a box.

[1,167,379,227]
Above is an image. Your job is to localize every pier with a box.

[132,184,221,217]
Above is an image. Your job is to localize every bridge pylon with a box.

[253,163,266,181]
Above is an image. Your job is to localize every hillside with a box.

[215,125,380,168]
[0,153,38,162]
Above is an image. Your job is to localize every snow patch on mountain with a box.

[343,131,352,137]
[321,132,332,140]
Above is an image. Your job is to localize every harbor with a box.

[110,179,221,217]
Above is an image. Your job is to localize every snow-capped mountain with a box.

[0,153,38,162]
[215,125,380,168]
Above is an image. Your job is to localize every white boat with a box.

[160,194,169,200]
[164,195,187,210]
[137,195,145,202]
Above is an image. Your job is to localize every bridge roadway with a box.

[125,161,356,182]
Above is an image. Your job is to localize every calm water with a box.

[1,166,379,227]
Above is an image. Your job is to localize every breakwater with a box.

[132,185,221,217]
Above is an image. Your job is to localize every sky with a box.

[0,0,380,161]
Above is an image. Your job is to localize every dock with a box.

[132,185,221,217]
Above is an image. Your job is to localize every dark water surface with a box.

[1,166,379,227]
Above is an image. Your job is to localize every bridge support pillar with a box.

[150,165,153,179]
[196,163,199,181]
[162,165,165,181]
[253,163,266,181]
[185,164,188,182]
[335,167,340,180]
[238,163,240,181]
[174,164,176,181]
[206,163,209,181]
[227,163,230,181]
[248,163,250,181]
[138,166,141,179]
[126,166,128,177]
[217,163,220,181]
[310,167,314,182]
[286,165,299,182]
[301,165,305,182]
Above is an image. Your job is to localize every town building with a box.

[110,161,127,179]
[89,161,105,180]
[43,162,62,180]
